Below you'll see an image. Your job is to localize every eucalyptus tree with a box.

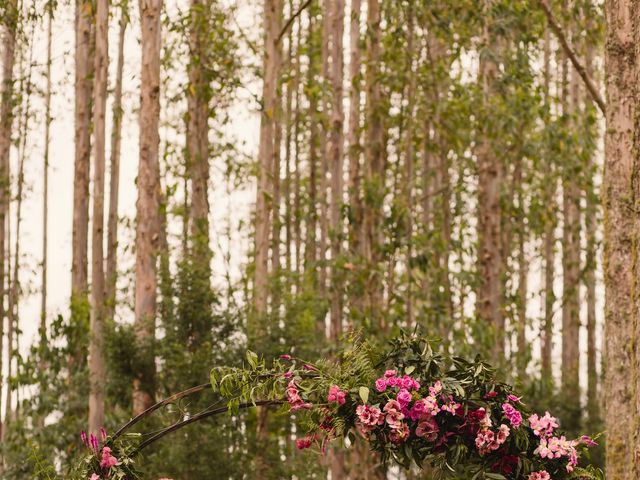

[133,0,163,415]
[603,0,639,477]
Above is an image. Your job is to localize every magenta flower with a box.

[99,447,118,469]
[384,369,397,378]
[502,403,522,428]
[280,354,292,360]
[507,394,522,403]
[327,385,346,405]
[90,474,101,480]
[396,388,412,408]
[375,378,387,392]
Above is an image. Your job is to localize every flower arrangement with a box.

[74,429,142,480]
[211,333,603,479]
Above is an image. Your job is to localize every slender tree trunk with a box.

[187,0,211,260]
[133,0,162,415]
[328,0,344,341]
[40,0,53,345]
[403,6,416,328]
[363,0,383,325]
[88,0,108,435]
[254,0,281,316]
[347,0,361,258]
[540,27,555,383]
[72,0,93,300]
[515,159,528,378]
[584,34,599,427]
[106,4,128,322]
[6,44,33,424]
[476,0,503,360]
[603,1,639,477]
[0,0,18,440]
[560,23,581,413]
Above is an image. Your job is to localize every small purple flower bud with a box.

[303,364,317,371]
[80,431,89,447]
[279,354,292,361]
[100,428,107,440]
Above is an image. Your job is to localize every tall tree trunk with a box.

[403,6,416,328]
[328,0,344,340]
[40,0,53,345]
[603,1,639,477]
[347,0,361,258]
[476,0,503,360]
[187,0,211,260]
[133,0,162,415]
[106,4,128,322]
[254,0,281,316]
[88,0,108,435]
[0,0,18,440]
[540,27,555,383]
[362,0,383,325]
[560,22,581,416]
[6,44,33,424]
[584,32,599,427]
[72,0,93,301]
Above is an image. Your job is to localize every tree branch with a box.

[277,0,313,45]
[536,0,605,114]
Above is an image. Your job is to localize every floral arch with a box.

[76,334,602,480]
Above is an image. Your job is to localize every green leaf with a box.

[405,365,416,375]
[246,350,258,369]
[359,386,369,404]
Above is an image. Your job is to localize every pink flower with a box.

[384,400,405,429]
[428,381,442,396]
[296,436,315,450]
[496,424,510,444]
[528,412,559,437]
[286,380,313,411]
[375,378,387,392]
[528,472,551,480]
[408,399,426,420]
[396,389,412,407]
[280,354,292,360]
[484,391,498,399]
[441,396,460,415]
[415,416,439,441]
[579,435,598,447]
[384,369,397,378]
[356,404,384,427]
[502,403,522,428]
[99,447,118,469]
[80,431,89,447]
[327,385,346,405]
[507,394,522,403]
[302,364,317,371]
[283,371,293,379]
[389,422,410,444]
[90,475,101,480]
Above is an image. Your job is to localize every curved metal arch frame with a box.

[112,382,283,452]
